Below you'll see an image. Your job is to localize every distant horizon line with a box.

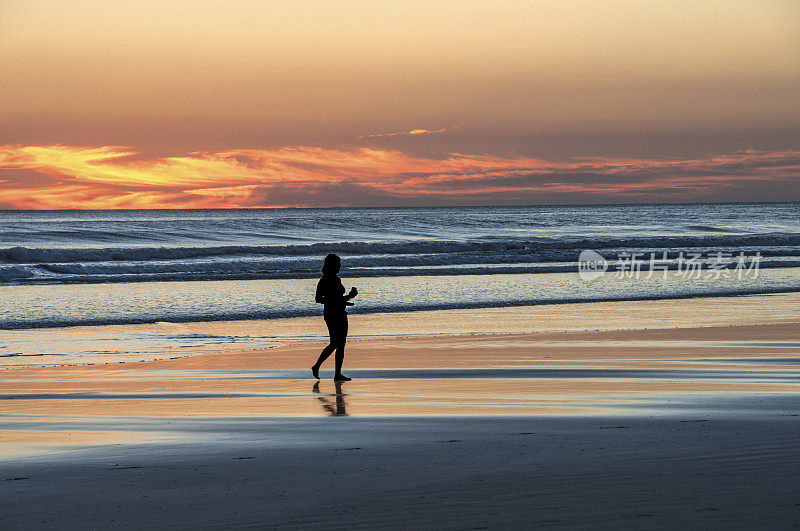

[0,200,797,212]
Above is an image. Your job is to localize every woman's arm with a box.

[315,279,326,304]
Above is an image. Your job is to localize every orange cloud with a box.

[0,144,798,209]
[358,127,450,139]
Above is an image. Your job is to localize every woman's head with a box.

[321,253,341,275]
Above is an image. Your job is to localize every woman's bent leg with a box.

[314,343,335,368]
[313,315,341,377]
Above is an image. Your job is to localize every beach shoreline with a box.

[4,291,800,370]
[2,295,799,527]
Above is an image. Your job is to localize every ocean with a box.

[1,203,799,365]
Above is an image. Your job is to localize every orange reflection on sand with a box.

[0,377,798,420]
[0,314,798,457]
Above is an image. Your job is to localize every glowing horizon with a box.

[1,144,798,209]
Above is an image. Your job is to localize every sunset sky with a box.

[1,0,799,208]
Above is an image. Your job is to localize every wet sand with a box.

[1,295,800,528]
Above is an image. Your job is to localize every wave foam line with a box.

[2,285,798,330]
[2,233,800,265]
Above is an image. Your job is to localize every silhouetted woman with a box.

[312,253,357,381]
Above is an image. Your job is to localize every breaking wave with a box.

[1,232,799,285]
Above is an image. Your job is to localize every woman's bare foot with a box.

[333,373,351,381]
[312,366,320,379]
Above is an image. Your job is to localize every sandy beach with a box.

[2,294,800,528]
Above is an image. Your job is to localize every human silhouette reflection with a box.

[312,381,347,416]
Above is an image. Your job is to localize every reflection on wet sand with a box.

[312,381,347,416]
[0,319,799,456]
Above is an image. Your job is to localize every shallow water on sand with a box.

[3,292,800,368]
[1,310,799,459]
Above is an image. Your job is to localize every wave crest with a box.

[2,233,799,265]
